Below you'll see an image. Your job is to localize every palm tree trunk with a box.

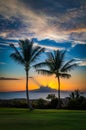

[57,76,61,109]
[26,70,33,110]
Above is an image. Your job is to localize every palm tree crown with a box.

[34,50,77,77]
[10,39,45,71]
[34,50,78,108]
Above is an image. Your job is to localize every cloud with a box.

[34,42,64,51]
[75,58,86,66]
[33,38,72,51]
[0,32,9,38]
[0,77,20,80]
[0,0,86,47]
[71,40,86,47]
[0,0,21,18]
[79,61,86,66]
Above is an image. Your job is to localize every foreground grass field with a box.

[0,108,86,130]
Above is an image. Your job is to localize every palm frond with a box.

[10,43,24,64]
[18,40,25,49]
[46,51,60,72]
[18,39,34,63]
[59,73,71,79]
[31,46,41,57]
[31,48,45,63]
[61,63,78,72]
[19,39,33,49]
[59,50,66,67]
[55,50,66,70]
[10,53,24,65]
[60,50,66,60]
[46,51,55,62]
[61,59,76,71]
[36,69,52,76]
[33,62,47,69]
[10,43,20,55]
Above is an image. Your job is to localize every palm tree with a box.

[10,39,44,110]
[34,50,77,108]
[70,90,80,100]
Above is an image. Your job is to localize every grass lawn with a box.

[0,108,86,130]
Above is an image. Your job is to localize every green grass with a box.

[0,108,86,130]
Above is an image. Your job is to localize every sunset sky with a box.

[0,0,86,92]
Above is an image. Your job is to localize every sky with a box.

[0,0,86,92]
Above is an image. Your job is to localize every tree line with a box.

[0,90,86,109]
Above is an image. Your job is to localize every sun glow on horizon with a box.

[0,73,86,92]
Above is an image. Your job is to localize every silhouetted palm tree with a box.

[34,50,77,108]
[10,39,44,110]
[70,90,80,100]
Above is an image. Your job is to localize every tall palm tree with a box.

[34,50,77,108]
[10,39,44,110]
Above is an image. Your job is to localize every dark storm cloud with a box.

[21,0,81,13]
[0,15,22,30]
[0,14,25,39]
[20,0,86,30]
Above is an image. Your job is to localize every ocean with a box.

[0,91,86,100]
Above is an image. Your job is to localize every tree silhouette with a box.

[46,94,56,101]
[10,39,44,110]
[70,90,81,100]
[34,50,77,108]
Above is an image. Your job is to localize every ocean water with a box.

[0,91,86,100]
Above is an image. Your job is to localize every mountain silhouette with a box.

[30,86,57,92]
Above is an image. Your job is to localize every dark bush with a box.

[0,99,28,108]
[32,98,47,109]
[80,100,86,110]
[67,98,86,110]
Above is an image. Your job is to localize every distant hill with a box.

[30,86,57,92]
